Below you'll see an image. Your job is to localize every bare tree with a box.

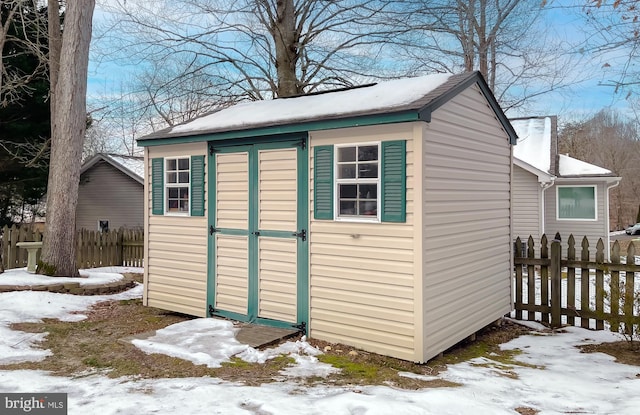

[395,0,583,112]
[94,0,402,104]
[581,0,640,95]
[39,0,95,276]
[559,109,640,230]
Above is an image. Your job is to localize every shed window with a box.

[151,156,205,217]
[557,185,597,220]
[166,157,190,213]
[313,140,406,223]
[336,144,379,219]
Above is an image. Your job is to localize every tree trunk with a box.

[273,0,300,97]
[40,0,95,277]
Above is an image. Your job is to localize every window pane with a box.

[178,172,189,183]
[359,201,377,216]
[167,159,176,170]
[167,172,177,183]
[178,158,189,170]
[339,200,356,215]
[558,187,595,219]
[168,188,179,198]
[339,164,356,179]
[338,147,356,162]
[180,187,189,198]
[339,184,357,198]
[358,163,378,178]
[179,200,189,211]
[359,184,377,199]
[358,145,378,161]
[168,200,178,211]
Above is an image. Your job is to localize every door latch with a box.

[292,229,306,241]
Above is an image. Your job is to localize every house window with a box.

[166,157,190,213]
[557,185,597,220]
[98,220,109,232]
[335,143,379,219]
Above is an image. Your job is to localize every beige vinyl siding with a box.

[309,123,421,361]
[216,152,249,229]
[77,161,143,230]
[215,234,249,314]
[259,148,297,232]
[144,142,208,317]
[512,165,542,244]
[544,180,610,256]
[258,237,297,322]
[422,84,512,362]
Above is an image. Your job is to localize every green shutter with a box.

[190,155,205,216]
[314,145,334,219]
[381,140,406,223]
[151,158,164,215]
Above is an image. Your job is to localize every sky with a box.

[86,0,637,130]
[1,266,640,414]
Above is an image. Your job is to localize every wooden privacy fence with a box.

[1,225,144,270]
[514,233,640,330]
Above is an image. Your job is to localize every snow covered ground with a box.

[1,267,639,414]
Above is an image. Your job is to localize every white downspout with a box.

[606,180,621,260]
[540,180,554,241]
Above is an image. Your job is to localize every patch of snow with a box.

[558,154,612,176]
[2,269,640,414]
[0,266,139,287]
[108,155,144,180]
[169,74,452,135]
[511,117,552,173]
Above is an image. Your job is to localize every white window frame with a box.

[165,156,191,216]
[556,184,597,221]
[334,142,381,223]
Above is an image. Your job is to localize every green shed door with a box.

[208,139,308,330]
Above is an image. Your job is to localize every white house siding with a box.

[512,165,542,246]
[544,180,610,258]
[422,85,513,362]
[309,123,422,362]
[144,142,208,317]
[77,162,143,230]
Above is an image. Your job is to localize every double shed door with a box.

[208,139,308,329]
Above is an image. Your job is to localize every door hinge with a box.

[294,321,307,335]
[208,304,215,316]
[209,145,218,155]
[296,139,306,150]
[292,229,306,241]
[209,225,218,235]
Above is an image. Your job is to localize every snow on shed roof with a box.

[138,71,517,144]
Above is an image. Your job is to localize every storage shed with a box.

[137,71,517,362]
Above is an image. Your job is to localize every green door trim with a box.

[206,136,309,331]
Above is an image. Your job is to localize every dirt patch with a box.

[3,297,536,387]
[579,341,640,367]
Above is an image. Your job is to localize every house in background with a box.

[77,153,144,231]
[137,71,517,363]
[511,116,620,257]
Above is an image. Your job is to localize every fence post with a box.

[550,236,562,328]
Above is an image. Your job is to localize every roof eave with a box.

[137,109,423,147]
[80,153,144,184]
[418,72,518,145]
